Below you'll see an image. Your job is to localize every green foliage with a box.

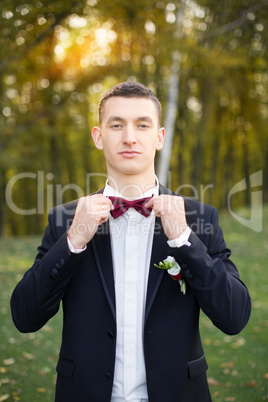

[1,0,268,235]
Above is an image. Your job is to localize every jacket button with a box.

[105,372,112,379]
[184,268,193,279]
[49,273,56,280]
[108,330,114,338]
[59,258,65,266]
[52,268,59,275]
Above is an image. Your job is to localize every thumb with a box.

[145,198,154,208]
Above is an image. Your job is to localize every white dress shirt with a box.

[104,183,158,402]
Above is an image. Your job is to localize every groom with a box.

[11,81,251,402]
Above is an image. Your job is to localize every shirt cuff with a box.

[67,236,87,254]
[167,226,192,248]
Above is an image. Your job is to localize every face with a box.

[92,96,165,181]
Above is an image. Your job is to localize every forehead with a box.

[102,96,159,122]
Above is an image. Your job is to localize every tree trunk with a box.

[0,168,5,237]
[157,54,180,186]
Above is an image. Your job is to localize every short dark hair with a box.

[98,81,162,126]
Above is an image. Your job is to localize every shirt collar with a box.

[103,177,159,199]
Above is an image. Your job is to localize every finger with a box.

[174,197,185,214]
[96,195,114,209]
[95,207,110,222]
[145,197,158,208]
[107,198,114,210]
[99,199,114,212]
[99,213,110,224]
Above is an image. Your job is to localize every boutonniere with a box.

[154,256,186,295]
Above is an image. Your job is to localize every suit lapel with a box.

[145,217,168,321]
[145,184,172,321]
[91,220,116,320]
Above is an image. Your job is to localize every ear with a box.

[156,127,165,150]
[92,126,103,150]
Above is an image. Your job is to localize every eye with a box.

[138,123,150,129]
[110,123,123,129]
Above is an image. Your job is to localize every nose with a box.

[122,124,137,144]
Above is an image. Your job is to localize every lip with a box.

[119,151,141,158]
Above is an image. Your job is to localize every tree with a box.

[1,0,268,235]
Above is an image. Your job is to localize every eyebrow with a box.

[106,115,154,125]
[106,116,125,125]
[137,116,154,124]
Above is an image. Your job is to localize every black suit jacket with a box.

[11,185,251,402]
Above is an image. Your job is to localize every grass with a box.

[0,207,268,401]
[0,237,62,401]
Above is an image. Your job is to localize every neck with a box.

[107,173,157,198]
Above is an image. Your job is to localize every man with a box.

[11,81,251,402]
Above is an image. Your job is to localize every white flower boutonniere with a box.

[154,256,186,295]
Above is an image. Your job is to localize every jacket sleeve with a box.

[10,206,83,333]
[172,206,251,335]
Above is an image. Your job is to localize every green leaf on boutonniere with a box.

[154,256,186,295]
[154,261,173,270]
[180,280,186,295]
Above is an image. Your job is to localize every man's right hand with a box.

[67,194,114,249]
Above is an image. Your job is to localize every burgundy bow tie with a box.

[109,196,153,219]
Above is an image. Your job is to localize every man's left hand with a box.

[146,195,187,240]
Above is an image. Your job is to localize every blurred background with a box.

[1,0,267,236]
[1,2,268,401]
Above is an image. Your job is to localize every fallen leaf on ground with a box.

[208,378,231,388]
[12,391,21,400]
[22,351,35,360]
[36,388,46,393]
[42,325,53,333]
[212,392,220,397]
[231,337,246,348]
[220,361,234,368]
[0,378,11,385]
[3,358,15,366]
[0,394,10,402]
[248,379,257,387]
[208,377,222,386]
